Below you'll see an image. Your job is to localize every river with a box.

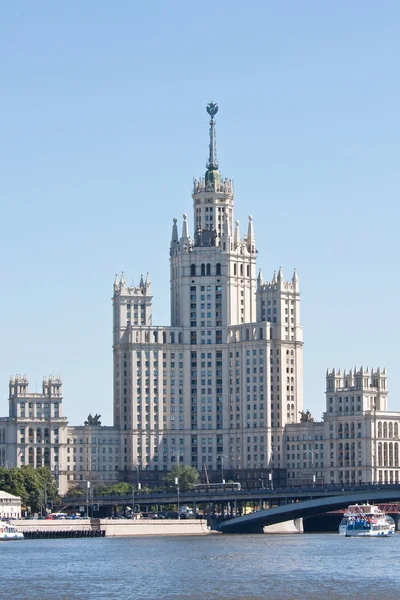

[1,533,399,600]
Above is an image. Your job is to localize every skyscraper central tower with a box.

[112,104,303,485]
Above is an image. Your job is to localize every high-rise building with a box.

[1,105,400,493]
[112,103,304,486]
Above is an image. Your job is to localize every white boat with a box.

[339,504,395,535]
[341,504,394,537]
[0,522,24,541]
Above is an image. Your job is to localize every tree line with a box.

[64,465,200,497]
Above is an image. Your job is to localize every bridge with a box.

[219,488,400,533]
[61,484,400,527]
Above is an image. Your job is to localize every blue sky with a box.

[1,1,399,424]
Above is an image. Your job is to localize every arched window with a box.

[162,331,167,344]
[389,442,394,466]
[259,327,263,340]
[247,265,250,277]
[190,264,196,277]
[395,423,399,438]
[216,263,221,276]
[178,332,183,344]
[206,264,211,276]
[234,264,237,276]
[153,331,158,343]
[389,422,393,438]
[201,264,205,276]
[170,332,175,344]
[240,264,243,276]
[383,422,388,438]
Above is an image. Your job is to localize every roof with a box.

[0,490,21,500]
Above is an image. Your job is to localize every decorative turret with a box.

[222,212,231,238]
[292,268,299,290]
[171,218,178,245]
[182,213,189,239]
[257,269,264,288]
[247,215,255,253]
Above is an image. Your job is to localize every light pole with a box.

[132,481,141,518]
[175,476,180,520]
[86,480,90,518]
[307,450,316,486]
[41,482,47,517]
[217,454,227,484]
[91,484,95,517]
[372,403,377,485]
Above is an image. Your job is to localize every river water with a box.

[2,533,399,600]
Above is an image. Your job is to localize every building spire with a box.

[205,102,221,188]
[206,102,219,171]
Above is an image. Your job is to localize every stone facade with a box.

[0,375,68,494]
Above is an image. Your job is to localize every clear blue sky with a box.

[1,1,399,424]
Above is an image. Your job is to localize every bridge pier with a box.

[392,514,400,531]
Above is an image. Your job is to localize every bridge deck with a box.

[219,489,400,533]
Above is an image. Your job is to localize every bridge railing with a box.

[61,482,400,506]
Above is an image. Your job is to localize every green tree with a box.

[0,467,27,504]
[0,466,59,513]
[109,482,132,495]
[164,465,199,492]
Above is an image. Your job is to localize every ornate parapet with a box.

[193,176,233,194]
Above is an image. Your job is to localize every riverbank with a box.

[13,518,210,537]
